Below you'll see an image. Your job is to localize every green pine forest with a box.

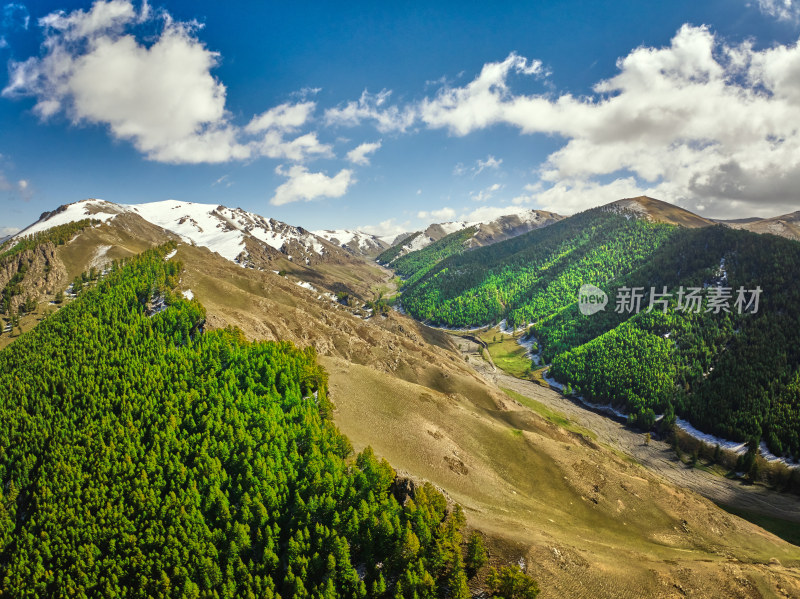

[395,209,800,460]
[0,244,536,598]
[375,232,422,265]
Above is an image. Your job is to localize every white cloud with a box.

[454,155,503,177]
[346,140,382,165]
[254,130,332,161]
[2,1,330,165]
[245,101,315,134]
[0,171,33,200]
[417,207,456,221]
[324,28,800,216]
[212,174,232,187]
[757,0,800,21]
[527,178,649,215]
[3,3,30,31]
[470,183,503,202]
[0,226,21,237]
[324,89,416,133]
[3,1,248,163]
[270,165,354,206]
[418,27,800,216]
[474,155,502,174]
[358,218,409,238]
[419,52,545,136]
[460,204,530,224]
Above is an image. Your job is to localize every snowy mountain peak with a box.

[17,198,341,267]
[379,208,563,263]
[312,229,389,257]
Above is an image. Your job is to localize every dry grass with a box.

[5,218,800,598]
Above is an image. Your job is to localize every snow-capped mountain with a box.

[312,229,390,258]
[379,209,562,263]
[19,199,347,268]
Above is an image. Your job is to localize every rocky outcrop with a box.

[0,242,68,312]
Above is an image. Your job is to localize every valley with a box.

[6,3,800,597]
[455,332,800,528]
[1,196,800,598]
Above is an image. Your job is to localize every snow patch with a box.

[182,289,194,300]
[517,335,541,366]
[15,199,120,238]
[295,281,318,292]
[164,249,177,260]
[675,419,748,455]
[407,234,433,253]
[759,441,797,466]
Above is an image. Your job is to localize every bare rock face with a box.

[390,476,417,506]
[0,242,68,311]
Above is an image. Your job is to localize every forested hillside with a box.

[0,245,486,597]
[548,226,800,457]
[392,227,477,289]
[401,210,678,328]
[0,219,96,262]
[398,207,800,459]
[376,232,422,265]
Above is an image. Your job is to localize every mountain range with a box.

[2,194,800,597]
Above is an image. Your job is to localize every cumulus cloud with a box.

[470,183,503,202]
[323,26,800,216]
[2,1,332,165]
[454,155,503,176]
[417,207,456,221]
[1,1,249,163]
[270,165,354,206]
[475,155,502,174]
[460,204,530,223]
[757,0,800,21]
[324,89,416,133]
[346,140,382,165]
[423,27,800,216]
[419,52,546,136]
[246,101,316,134]
[357,218,409,239]
[0,225,20,237]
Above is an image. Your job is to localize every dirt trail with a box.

[453,334,800,524]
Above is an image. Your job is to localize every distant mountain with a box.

[601,196,716,228]
[3,196,799,596]
[20,198,356,269]
[720,210,800,241]
[312,229,390,257]
[377,209,562,265]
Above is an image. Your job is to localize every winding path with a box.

[453,334,800,524]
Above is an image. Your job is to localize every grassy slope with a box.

[8,218,800,597]
[477,330,533,379]
[325,353,800,598]
[135,239,800,598]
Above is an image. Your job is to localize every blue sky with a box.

[2,0,800,236]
